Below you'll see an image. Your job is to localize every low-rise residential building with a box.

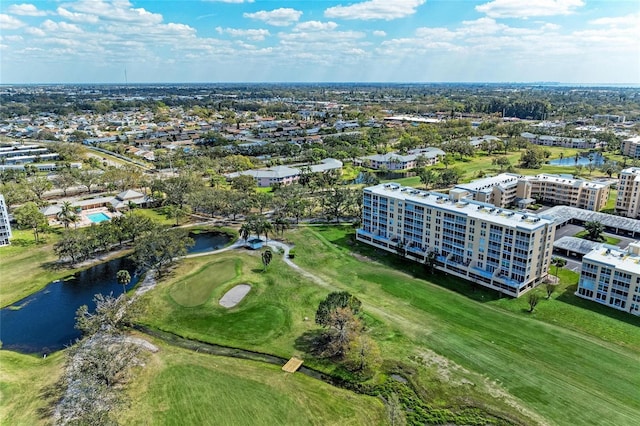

[226,158,343,188]
[621,136,640,159]
[521,132,605,149]
[0,194,11,246]
[356,183,556,297]
[576,242,640,316]
[615,167,640,218]
[0,162,82,172]
[357,147,445,170]
[453,173,610,211]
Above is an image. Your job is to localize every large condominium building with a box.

[576,242,640,316]
[621,136,640,159]
[357,183,556,297]
[615,167,640,218]
[0,194,12,247]
[453,173,610,211]
[525,174,610,211]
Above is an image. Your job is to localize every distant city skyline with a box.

[1,0,638,84]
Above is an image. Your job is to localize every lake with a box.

[0,231,232,354]
[547,152,605,166]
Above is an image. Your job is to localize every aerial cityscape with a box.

[1,1,640,426]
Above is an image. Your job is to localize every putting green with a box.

[169,258,239,307]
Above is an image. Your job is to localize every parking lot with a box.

[551,222,637,273]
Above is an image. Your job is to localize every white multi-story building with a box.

[615,167,640,218]
[0,194,12,247]
[576,242,640,316]
[454,173,610,211]
[356,183,556,297]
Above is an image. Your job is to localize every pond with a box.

[0,231,232,354]
[547,152,605,166]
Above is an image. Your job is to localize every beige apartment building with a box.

[357,183,556,297]
[576,242,640,316]
[615,167,640,219]
[454,173,610,211]
[621,136,640,159]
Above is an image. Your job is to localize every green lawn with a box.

[288,226,640,426]
[382,147,616,189]
[0,229,71,307]
[120,341,385,426]
[169,258,239,307]
[137,251,324,353]
[574,230,621,246]
[0,350,64,425]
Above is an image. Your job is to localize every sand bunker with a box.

[219,284,252,308]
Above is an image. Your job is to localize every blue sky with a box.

[1,0,638,84]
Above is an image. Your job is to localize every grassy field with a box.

[137,251,326,354]
[0,350,64,425]
[136,225,640,425]
[383,147,617,189]
[119,339,386,426]
[0,229,71,307]
[288,226,640,425]
[573,230,621,245]
[169,258,239,307]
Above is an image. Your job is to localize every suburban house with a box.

[356,183,556,297]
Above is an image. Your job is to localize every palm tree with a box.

[116,270,131,297]
[57,201,78,229]
[551,257,567,278]
[261,248,273,271]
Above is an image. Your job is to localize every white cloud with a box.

[294,21,338,32]
[216,27,270,41]
[589,12,640,27]
[415,27,457,40]
[6,4,47,16]
[325,0,425,21]
[460,17,508,36]
[0,14,26,29]
[372,30,386,37]
[25,27,46,37]
[57,7,99,24]
[476,0,584,19]
[41,20,84,34]
[243,8,302,26]
[68,0,163,24]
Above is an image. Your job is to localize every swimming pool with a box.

[87,212,110,223]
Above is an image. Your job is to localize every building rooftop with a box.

[583,242,640,274]
[455,173,522,193]
[367,183,554,231]
[543,206,640,234]
[553,236,602,255]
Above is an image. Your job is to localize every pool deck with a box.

[48,207,119,228]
